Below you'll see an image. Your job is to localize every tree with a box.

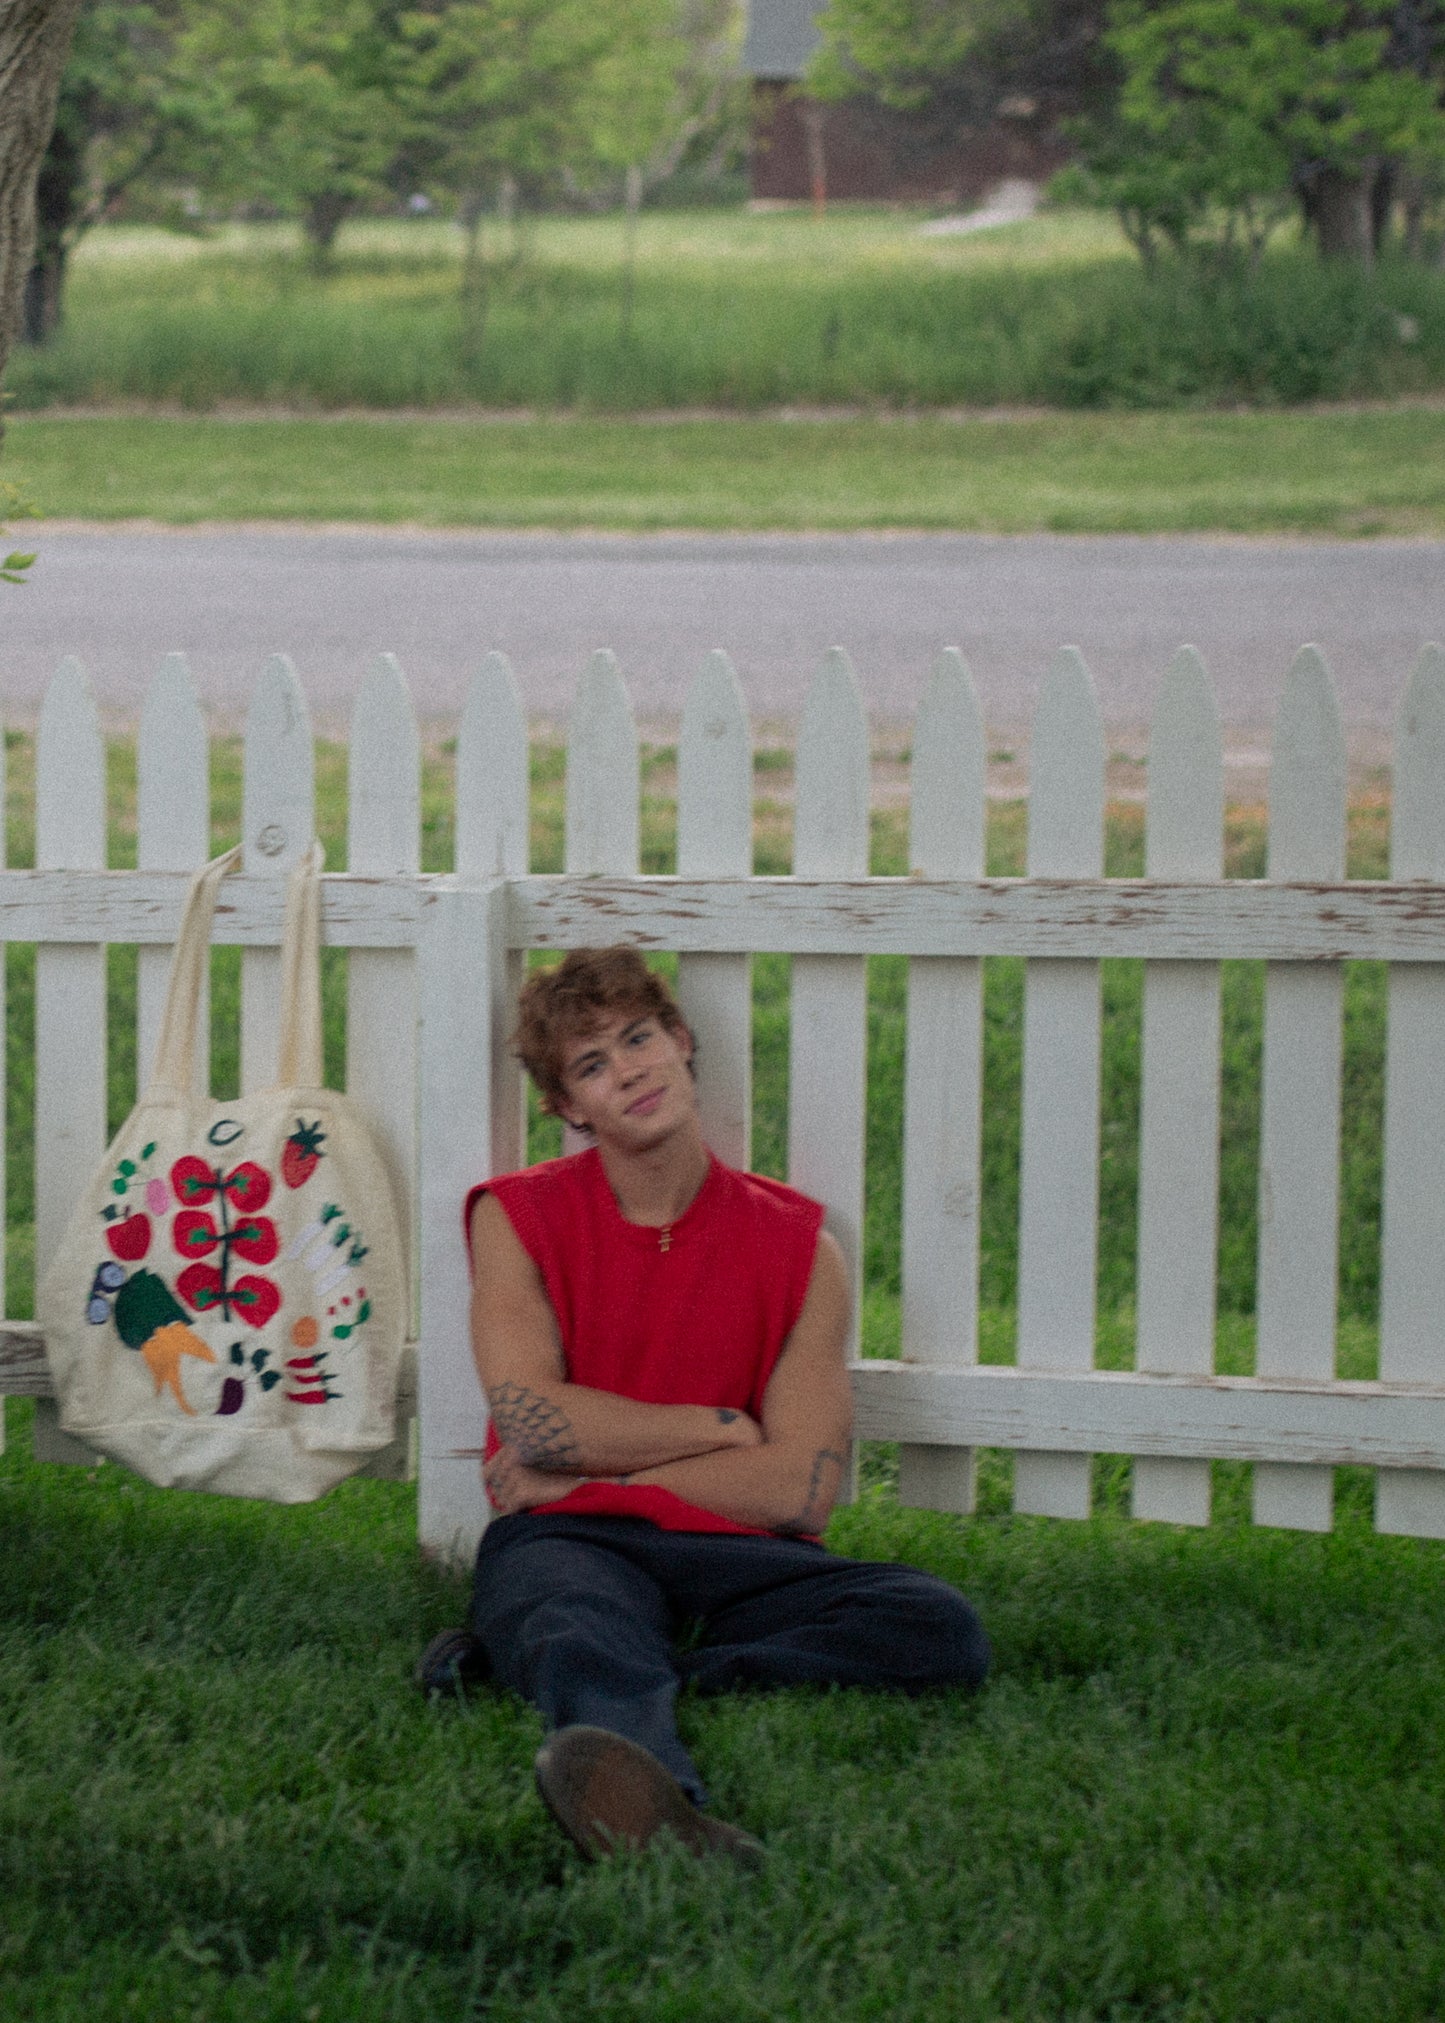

[808,0,1115,137]
[175,0,402,272]
[1,0,84,370]
[1068,1,1445,267]
[23,1,224,344]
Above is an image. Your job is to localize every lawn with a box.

[9,405,1445,535]
[0,739,1437,2020]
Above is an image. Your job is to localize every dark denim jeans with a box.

[471,1511,990,1807]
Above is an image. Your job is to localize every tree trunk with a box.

[303,191,354,275]
[1312,162,1376,265]
[0,0,84,398]
[22,106,80,344]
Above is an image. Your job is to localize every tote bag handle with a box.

[149,841,325,1097]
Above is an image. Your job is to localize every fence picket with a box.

[789,648,869,1364]
[898,649,985,1514]
[676,651,752,1171]
[1015,648,1104,1519]
[457,650,530,1176]
[347,657,420,1480]
[1254,646,1346,1532]
[1133,648,1224,1526]
[561,651,640,1155]
[34,658,107,1463]
[138,655,209,1094]
[241,656,316,1094]
[1378,643,1445,1540]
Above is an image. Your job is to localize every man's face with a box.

[556,1007,697,1150]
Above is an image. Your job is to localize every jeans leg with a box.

[471,1519,709,1805]
[682,1553,990,1697]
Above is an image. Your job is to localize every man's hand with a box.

[484,1441,581,1515]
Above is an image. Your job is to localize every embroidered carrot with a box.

[113,1269,217,1417]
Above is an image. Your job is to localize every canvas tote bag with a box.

[40,842,406,1500]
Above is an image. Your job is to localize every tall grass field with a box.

[1,743,1440,2022]
[8,209,1445,414]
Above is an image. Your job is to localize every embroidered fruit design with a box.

[168,1157,280,1328]
[284,1316,339,1403]
[281,1119,326,1190]
[113,1269,217,1416]
[216,1341,283,1416]
[105,1213,152,1262]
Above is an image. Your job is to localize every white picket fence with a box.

[3,635,1445,1566]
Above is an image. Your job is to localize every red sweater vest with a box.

[465,1149,824,1534]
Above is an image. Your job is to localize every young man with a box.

[419,947,989,1866]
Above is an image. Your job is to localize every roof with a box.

[742,0,823,80]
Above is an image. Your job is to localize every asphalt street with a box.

[4,524,1441,733]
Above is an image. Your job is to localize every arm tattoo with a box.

[785,1448,847,1534]
[716,1409,739,1424]
[488,1381,580,1469]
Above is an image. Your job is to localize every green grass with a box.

[2,736,1437,2018]
[8,211,1445,415]
[9,404,1445,534]
[2,1395,1443,2020]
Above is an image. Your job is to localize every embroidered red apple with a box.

[105,1213,152,1262]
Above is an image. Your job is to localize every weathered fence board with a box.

[138,655,209,1095]
[1015,649,1104,1520]
[1254,648,1346,1533]
[898,650,985,1515]
[241,657,315,1094]
[33,657,107,1465]
[1133,648,1224,1527]
[676,652,753,1173]
[789,650,870,1367]
[1378,643,1445,1541]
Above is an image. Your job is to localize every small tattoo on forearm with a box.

[786,1447,847,1533]
[488,1381,579,1469]
[716,1409,739,1424]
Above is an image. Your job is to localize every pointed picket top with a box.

[910,647,984,879]
[457,650,528,878]
[242,654,315,874]
[1146,646,1223,880]
[37,656,104,869]
[794,646,869,878]
[139,654,209,870]
[1269,645,1345,881]
[566,649,638,874]
[349,654,420,876]
[678,650,752,877]
[1028,646,1103,877]
[1392,644,1445,881]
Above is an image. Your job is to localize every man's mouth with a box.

[625,1087,665,1117]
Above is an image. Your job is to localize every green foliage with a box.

[1066,0,1445,266]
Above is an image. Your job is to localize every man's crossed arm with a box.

[469,1192,854,1535]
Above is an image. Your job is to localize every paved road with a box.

[4,524,1441,732]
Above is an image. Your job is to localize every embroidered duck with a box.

[113,1269,217,1416]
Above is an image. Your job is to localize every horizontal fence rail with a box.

[3,636,1444,1560]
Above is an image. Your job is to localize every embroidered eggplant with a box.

[113,1268,217,1417]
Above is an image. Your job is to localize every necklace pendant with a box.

[659,1227,671,1254]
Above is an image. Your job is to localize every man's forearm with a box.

[623,1440,850,1535]
[485,1377,758,1474]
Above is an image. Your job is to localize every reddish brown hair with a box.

[512,947,689,1116]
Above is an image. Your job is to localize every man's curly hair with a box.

[512,946,690,1117]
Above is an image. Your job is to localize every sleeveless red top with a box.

[465,1149,824,1534]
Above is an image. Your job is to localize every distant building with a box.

[741,0,1066,207]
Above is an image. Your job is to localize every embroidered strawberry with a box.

[105,1213,152,1262]
[281,1120,326,1190]
[230,1274,282,1330]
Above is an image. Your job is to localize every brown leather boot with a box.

[534,1725,765,1871]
